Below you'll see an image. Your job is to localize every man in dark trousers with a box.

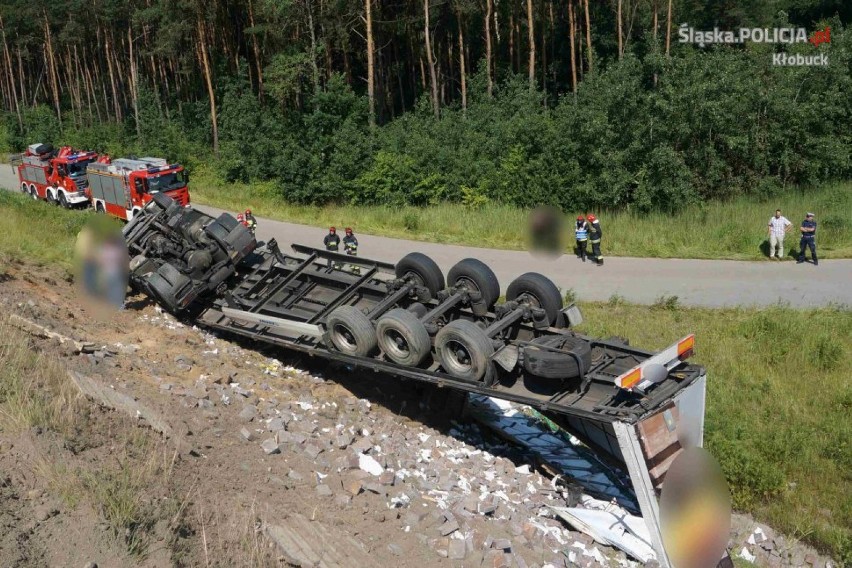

[574,215,589,262]
[324,226,340,269]
[587,214,604,266]
[343,227,360,275]
[797,212,818,265]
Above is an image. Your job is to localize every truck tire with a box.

[523,335,592,380]
[506,272,563,326]
[376,308,432,366]
[96,201,105,214]
[59,192,69,209]
[20,182,27,194]
[435,319,495,381]
[447,259,500,308]
[327,306,378,357]
[29,185,38,200]
[396,252,445,297]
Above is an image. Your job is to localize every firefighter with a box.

[324,226,341,269]
[574,215,589,262]
[236,213,246,228]
[244,209,257,234]
[343,227,360,275]
[587,214,604,266]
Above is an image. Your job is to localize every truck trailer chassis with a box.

[123,194,711,567]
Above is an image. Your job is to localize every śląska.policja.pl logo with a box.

[678,25,832,66]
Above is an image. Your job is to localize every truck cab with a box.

[48,147,98,207]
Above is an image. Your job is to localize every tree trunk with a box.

[569,0,577,92]
[526,0,535,89]
[128,27,140,138]
[457,17,466,112]
[365,0,375,127]
[0,16,21,129]
[42,13,62,126]
[583,0,592,73]
[485,0,493,97]
[104,31,122,121]
[247,0,264,99]
[305,0,320,103]
[617,0,623,59]
[665,0,673,56]
[423,0,439,118]
[509,12,514,73]
[15,43,25,111]
[198,18,219,156]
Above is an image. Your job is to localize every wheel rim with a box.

[443,339,473,373]
[382,328,412,360]
[403,270,425,288]
[332,323,358,351]
[455,276,482,296]
[517,292,542,310]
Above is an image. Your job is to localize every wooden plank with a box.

[264,514,373,568]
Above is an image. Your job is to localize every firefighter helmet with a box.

[345,227,353,234]
[587,214,597,222]
[245,209,252,215]
[577,215,584,221]
[329,226,336,233]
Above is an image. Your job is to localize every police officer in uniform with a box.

[574,215,589,262]
[796,212,818,266]
[324,226,341,268]
[587,214,603,266]
[343,227,360,275]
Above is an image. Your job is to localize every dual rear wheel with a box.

[325,253,568,382]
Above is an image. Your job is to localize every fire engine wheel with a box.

[96,202,105,214]
[376,308,431,367]
[506,272,564,326]
[20,182,27,194]
[395,252,445,298]
[29,185,38,200]
[522,335,592,380]
[326,306,378,357]
[45,190,56,205]
[435,319,495,382]
[58,192,69,209]
[447,258,500,309]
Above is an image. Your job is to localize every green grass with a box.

[0,190,95,270]
[576,302,852,563]
[192,168,852,260]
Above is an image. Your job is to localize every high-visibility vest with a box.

[575,226,588,241]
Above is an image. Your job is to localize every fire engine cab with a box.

[86,157,190,221]
[12,143,98,208]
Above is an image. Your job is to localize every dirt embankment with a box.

[0,261,839,568]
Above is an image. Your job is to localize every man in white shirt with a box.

[767,209,792,260]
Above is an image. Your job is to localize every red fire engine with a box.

[86,157,191,221]
[12,143,99,208]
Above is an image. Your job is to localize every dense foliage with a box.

[0,1,849,212]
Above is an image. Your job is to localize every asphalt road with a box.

[3,165,849,308]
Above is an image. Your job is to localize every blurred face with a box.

[775,210,781,218]
[807,215,813,221]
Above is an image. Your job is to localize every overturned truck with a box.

[124,194,709,567]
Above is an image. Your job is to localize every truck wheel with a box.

[96,202,105,214]
[447,258,500,308]
[20,182,27,194]
[327,306,378,357]
[435,319,494,381]
[59,192,69,209]
[523,335,592,380]
[376,308,432,366]
[29,185,38,200]
[396,252,445,297]
[506,272,563,326]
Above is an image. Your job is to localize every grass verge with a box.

[192,168,851,260]
[0,315,175,558]
[576,300,851,562]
